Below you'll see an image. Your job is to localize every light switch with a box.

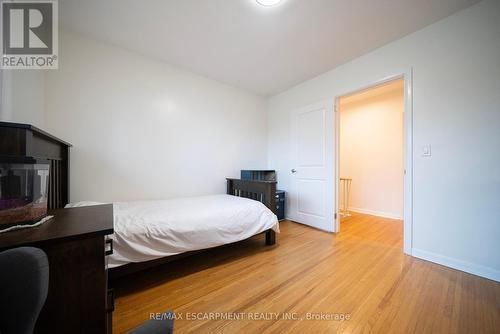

[422,145,431,157]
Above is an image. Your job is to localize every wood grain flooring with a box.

[112,213,500,333]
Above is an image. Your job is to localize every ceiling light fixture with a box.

[256,0,282,7]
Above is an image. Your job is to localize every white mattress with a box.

[67,195,279,268]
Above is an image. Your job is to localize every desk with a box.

[0,204,114,334]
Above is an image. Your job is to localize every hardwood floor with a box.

[112,213,500,333]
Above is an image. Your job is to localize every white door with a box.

[289,101,335,232]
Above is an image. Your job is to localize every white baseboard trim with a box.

[347,207,403,220]
[412,248,500,282]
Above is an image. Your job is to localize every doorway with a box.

[334,74,413,254]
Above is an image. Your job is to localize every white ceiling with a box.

[60,0,480,96]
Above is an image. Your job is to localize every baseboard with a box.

[347,207,403,220]
[412,248,500,282]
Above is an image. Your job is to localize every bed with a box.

[67,178,279,278]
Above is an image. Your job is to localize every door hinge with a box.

[335,213,338,220]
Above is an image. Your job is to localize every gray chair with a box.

[0,247,49,334]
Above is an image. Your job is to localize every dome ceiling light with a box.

[256,0,282,7]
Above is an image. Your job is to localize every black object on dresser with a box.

[241,170,285,221]
[0,204,114,334]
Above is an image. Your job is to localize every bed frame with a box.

[108,178,278,280]
[226,178,277,246]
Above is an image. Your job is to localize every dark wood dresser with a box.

[0,204,114,333]
[1,121,114,332]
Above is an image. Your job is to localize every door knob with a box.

[291,169,297,173]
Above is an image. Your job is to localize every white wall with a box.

[44,30,268,202]
[267,0,500,281]
[0,70,45,128]
[340,81,404,219]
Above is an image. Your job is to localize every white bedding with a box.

[67,195,279,268]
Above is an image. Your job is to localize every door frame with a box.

[333,69,413,255]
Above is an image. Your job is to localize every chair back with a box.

[0,247,49,334]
